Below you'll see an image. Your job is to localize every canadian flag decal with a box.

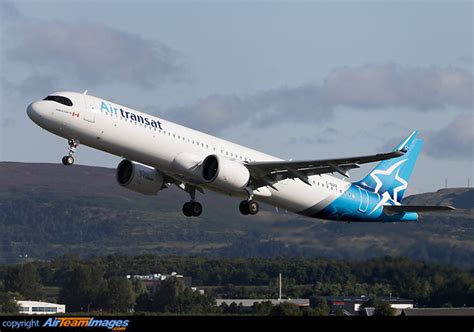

[72,112,80,117]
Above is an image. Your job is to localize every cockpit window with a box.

[43,95,73,107]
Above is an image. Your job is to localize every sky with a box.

[0,0,472,194]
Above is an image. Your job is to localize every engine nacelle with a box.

[202,154,250,191]
[116,160,164,195]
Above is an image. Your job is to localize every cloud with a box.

[458,55,473,65]
[424,114,474,160]
[288,127,338,146]
[7,20,182,89]
[3,75,57,100]
[161,63,472,133]
[379,115,474,161]
[0,0,20,23]
[162,84,331,132]
[321,63,472,110]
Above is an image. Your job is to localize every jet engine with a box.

[202,154,250,191]
[116,159,164,195]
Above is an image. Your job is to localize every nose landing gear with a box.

[62,139,79,166]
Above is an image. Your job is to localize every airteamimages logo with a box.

[43,317,129,331]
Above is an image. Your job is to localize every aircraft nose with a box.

[26,101,42,122]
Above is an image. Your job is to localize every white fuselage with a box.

[27,91,350,216]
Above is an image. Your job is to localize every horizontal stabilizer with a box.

[383,205,456,214]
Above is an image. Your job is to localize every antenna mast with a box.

[278,273,282,301]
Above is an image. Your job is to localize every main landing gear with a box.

[182,185,202,217]
[239,188,260,215]
[239,199,259,215]
[182,201,203,217]
[62,139,79,166]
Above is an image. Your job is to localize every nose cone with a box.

[26,101,44,124]
[26,102,35,119]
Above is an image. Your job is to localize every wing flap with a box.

[246,150,405,184]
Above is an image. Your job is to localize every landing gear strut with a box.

[62,139,79,166]
[182,185,202,217]
[239,199,259,215]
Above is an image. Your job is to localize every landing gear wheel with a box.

[62,155,74,165]
[62,139,79,166]
[248,200,259,215]
[190,201,202,217]
[239,200,259,215]
[183,202,193,217]
[182,201,202,217]
[239,200,250,215]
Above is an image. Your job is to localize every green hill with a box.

[0,162,473,268]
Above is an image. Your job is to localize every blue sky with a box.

[1,0,472,194]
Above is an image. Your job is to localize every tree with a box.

[131,279,150,312]
[58,264,106,312]
[152,278,185,312]
[0,292,19,313]
[373,301,396,316]
[304,298,329,316]
[152,278,215,314]
[253,301,273,315]
[104,277,135,312]
[3,264,43,300]
[334,308,345,316]
[269,302,302,316]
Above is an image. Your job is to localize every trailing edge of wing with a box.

[383,205,456,213]
[246,150,405,185]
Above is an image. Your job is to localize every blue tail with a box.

[355,131,423,204]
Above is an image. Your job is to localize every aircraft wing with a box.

[245,150,405,188]
[383,205,456,214]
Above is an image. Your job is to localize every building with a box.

[310,296,413,315]
[17,301,66,315]
[126,272,192,289]
[216,298,309,308]
[401,308,474,316]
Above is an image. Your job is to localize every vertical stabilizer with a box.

[355,131,422,203]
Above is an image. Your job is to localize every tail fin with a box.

[355,131,423,203]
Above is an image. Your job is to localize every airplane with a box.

[26,91,454,222]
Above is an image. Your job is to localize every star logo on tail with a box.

[368,159,408,215]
